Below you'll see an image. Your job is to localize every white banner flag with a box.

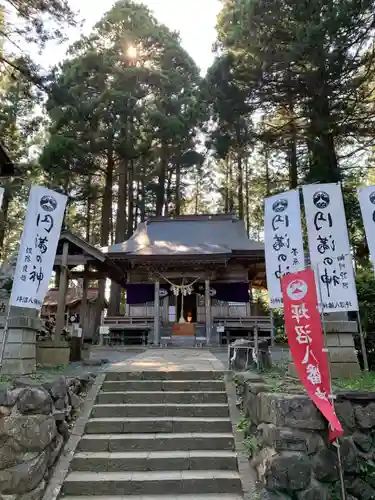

[10,186,67,310]
[358,185,375,262]
[0,187,4,210]
[264,190,305,308]
[302,183,358,312]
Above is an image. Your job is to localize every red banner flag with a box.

[281,269,343,441]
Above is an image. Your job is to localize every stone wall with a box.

[235,372,375,500]
[0,373,95,499]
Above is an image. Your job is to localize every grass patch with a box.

[334,371,375,392]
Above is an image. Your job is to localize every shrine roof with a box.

[103,214,264,257]
[44,287,101,307]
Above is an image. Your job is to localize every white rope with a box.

[156,272,200,290]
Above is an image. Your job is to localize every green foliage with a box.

[41,0,205,252]
[237,415,250,434]
[244,436,260,458]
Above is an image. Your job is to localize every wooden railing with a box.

[213,316,272,329]
[103,316,154,329]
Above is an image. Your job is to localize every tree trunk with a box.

[224,158,229,212]
[95,140,114,341]
[108,159,127,316]
[139,167,146,221]
[86,176,92,242]
[175,161,181,215]
[156,146,167,216]
[237,154,244,219]
[195,167,200,214]
[127,159,134,237]
[264,148,271,196]
[165,167,173,217]
[245,158,250,236]
[307,48,340,183]
[228,158,234,212]
[0,184,11,259]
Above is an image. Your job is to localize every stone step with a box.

[85,417,232,434]
[102,380,226,392]
[62,495,244,500]
[105,371,225,381]
[91,403,229,418]
[96,391,227,404]
[71,450,238,472]
[78,433,235,452]
[62,470,242,496]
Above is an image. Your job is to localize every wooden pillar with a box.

[154,281,160,345]
[80,264,89,341]
[205,278,212,344]
[55,241,69,342]
[249,282,253,316]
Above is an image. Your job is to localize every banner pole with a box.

[0,301,12,371]
[270,310,275,347]
[357,311,369,372]
[315,263,346,500]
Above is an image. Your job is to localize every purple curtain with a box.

[126,284,154,304]
[125,283,172,304]
[211,282,249,303]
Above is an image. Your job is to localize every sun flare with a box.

[126,45,137,59]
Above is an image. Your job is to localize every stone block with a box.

[340,437,359,474]
[257,393,325,430]
[0,329,37,344]
[313,448,339,482]
[2,414,57,451]
[330,362,361,378]
[234,372,264,385]
[261,452,312,492]
[1,358,36,375]
[4,343,36,359]
[334,400,355,432]
[346,477,375,500]
[354,402,375,430]
[353,431,372,452]
[0,450,49,495]
[36,344,70,366]
[257,423,324,455]
[243,385,259,423]
[16,387,53,415]
[296,482,330,500]
[8,316,41,330]
[325,320,357,334]
[327,347,360,363]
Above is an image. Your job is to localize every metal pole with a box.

[0,301,13,371]
[357,311,369,372]
[270,310,275,347]
[315,263,346,500]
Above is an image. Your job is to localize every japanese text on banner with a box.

[264,190,304,309]
[10,186,67,310]
[281,269,343,441]
[302,183,358,313]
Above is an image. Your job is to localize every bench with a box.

[213,316,272,345]
[101,316,154,345]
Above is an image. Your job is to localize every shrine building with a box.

[53,214,271,346]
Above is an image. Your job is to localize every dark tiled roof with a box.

[104,214,264,256]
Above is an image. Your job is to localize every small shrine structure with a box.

[102,214,269,345]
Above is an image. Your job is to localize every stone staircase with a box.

[60,370,243,499]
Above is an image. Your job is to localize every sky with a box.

[29,0,221,75]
